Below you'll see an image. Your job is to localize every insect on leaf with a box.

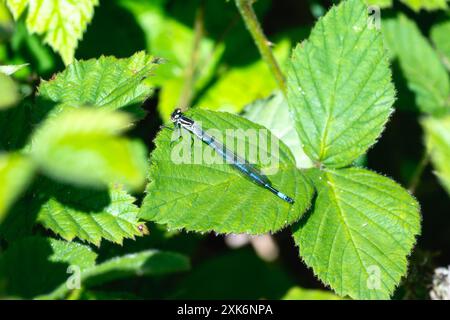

[140,109,313,235]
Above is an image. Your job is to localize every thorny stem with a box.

[234,0,287,93]
[178,2,205,111]
[408,150,430,194]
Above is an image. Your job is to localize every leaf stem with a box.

[234,0,287,93]
[408,150,430,194]
[178,2,205,111]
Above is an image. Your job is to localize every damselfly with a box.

[164,109,294,204]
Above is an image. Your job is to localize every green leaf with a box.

[286,0,395,168]
[422,115,450,195]
[431,20,450,72]
[383,15,450,115]
[39,249,190,300]
[0,73,19,109]
[0,153,34,222]
[243,91,313,169]
[37,182,148,246]
[293,168,421,299]
[282,286,342,300]
[6,0,99,65]
[400,0,448,11]
[0,236,97,298]
[140,109,313,234]
[0,63,28,75]
[30,107,148,191]
[37,52,160,116]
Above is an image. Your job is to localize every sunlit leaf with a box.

[37,182,148,246]
[6,0,99,65]
[37,52,160,116]
[293,168,421,299]
[286,0,395,168]
[140,109,313,234]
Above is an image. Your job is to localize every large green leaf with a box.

[0,236,97,298]
[30,107,148,191]
[422,115,450,195]
[400,0,448,11]
[0,73,19,109]
[431,20,450,72]
[37,52,160,116]
[37,182,148,246]
[243,91,313,169]
[6,0,99,65]
[0,153,34,222]
[39,250,190,299]
[293,168,421,299]
[286,0,395,168]
[140,109,313,234]
[383,15,450,115]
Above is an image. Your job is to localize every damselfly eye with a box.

[170,108,182,121]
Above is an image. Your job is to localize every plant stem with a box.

[408,150,430,194]
[178,3,205,111]
[234,0,287,93]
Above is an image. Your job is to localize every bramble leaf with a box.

[140,109,313,234]
[286,0,395,168]
[6,0,99,65]
[422,115,450,195]
[293,168,421,299]
[30,107,148,191]
[37,182,148,246]
[243,91,313,169]
[0,153,34,222]
[37,52,160,116]
[40,249,190,299]
[383,15,450,115]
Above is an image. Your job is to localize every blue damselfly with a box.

[165,109,294,204]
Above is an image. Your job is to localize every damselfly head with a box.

[170,108,182,122]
